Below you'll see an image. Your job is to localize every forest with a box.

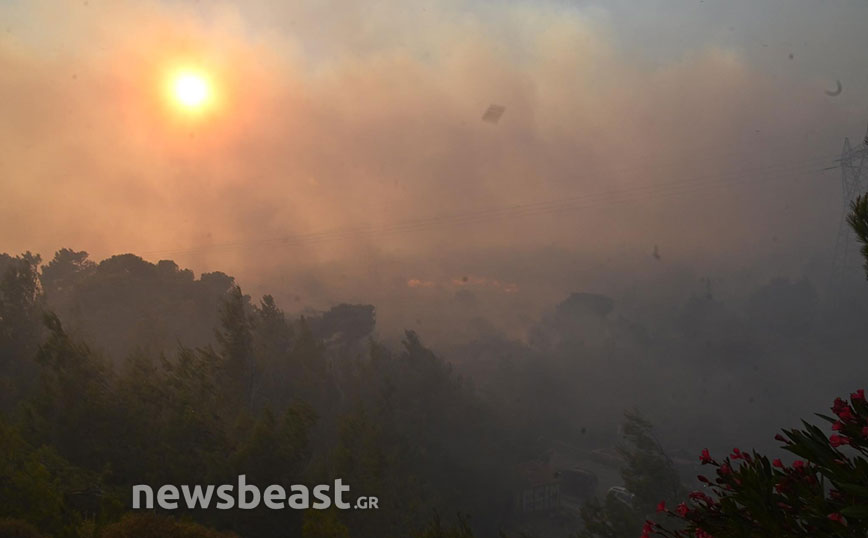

[0,197,866,538]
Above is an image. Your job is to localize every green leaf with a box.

[840,504,868,518]
[836,483,868,496]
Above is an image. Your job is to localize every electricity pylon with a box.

[831,123,868,278]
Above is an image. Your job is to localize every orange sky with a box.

[1,0,866,336]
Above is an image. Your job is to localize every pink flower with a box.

[830,435,850,447]
[676,503,690,517]
[719,463,732,476]
[862,426,868,439]
[688,491,712,504]
[828,512,846,526]
[792,460,805,471]
[729,447,752,462]
[851,389,865,403]
[832,421,844,431]
[700,448,713,464]
[656,500,666,513]
[838,408,855,422]
[641,520,654,538]
[772,458,783,468]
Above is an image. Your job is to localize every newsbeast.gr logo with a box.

[132,476,378,511]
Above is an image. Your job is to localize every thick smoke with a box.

[1,0,866,339]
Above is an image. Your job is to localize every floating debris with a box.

[481,104,506,124]
[825,80,843,97]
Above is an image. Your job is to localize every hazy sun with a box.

[169,70,212,111]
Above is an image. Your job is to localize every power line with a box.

[137,151,836,258]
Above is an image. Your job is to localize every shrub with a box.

[0,518,46,538]
[651,390,868,538]
[99,513,239,538]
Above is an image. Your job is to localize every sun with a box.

[169,70,213,111]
